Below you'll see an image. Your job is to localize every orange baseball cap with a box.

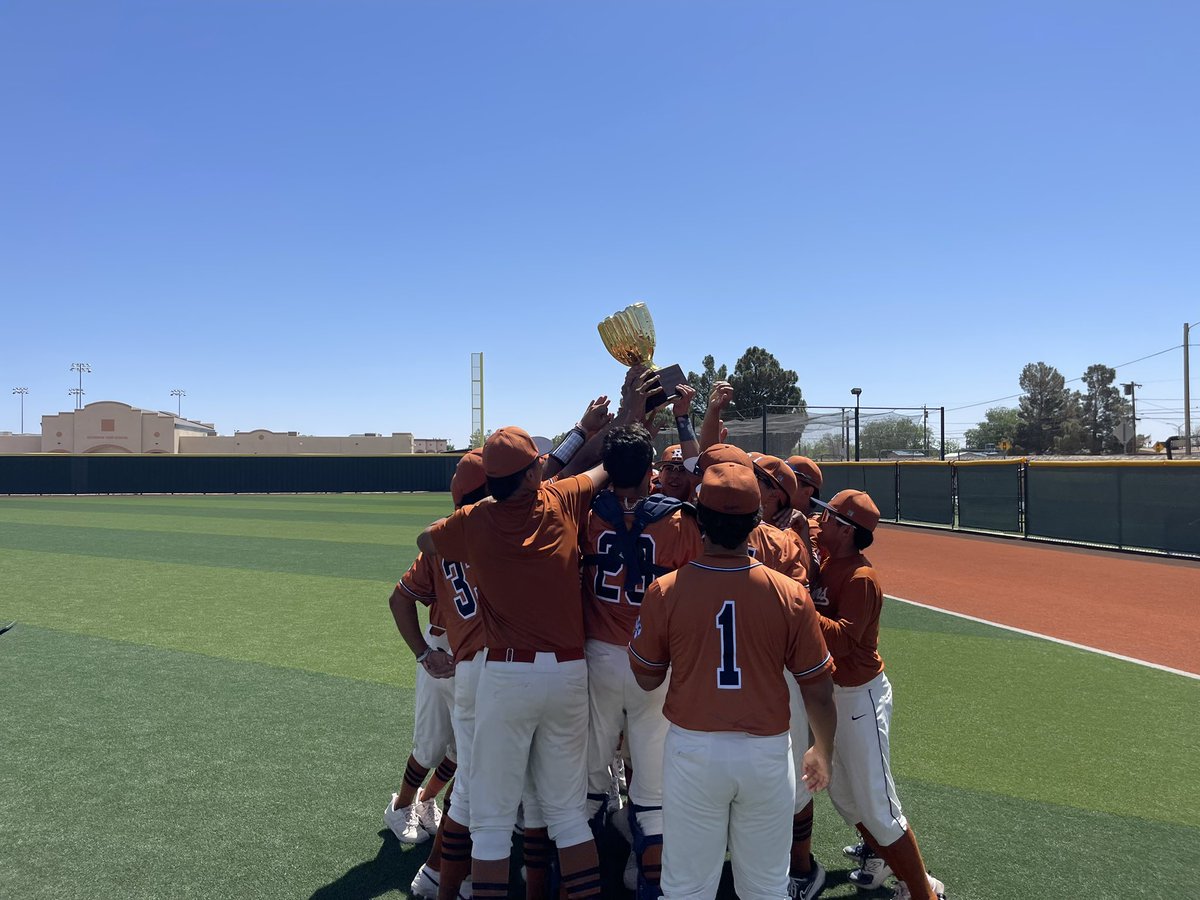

[753,455,801,509]
[685,443,753,475]
[482,426,540,478]
[698,462,761,515]
[786,456,823,490]
[814,489,880,532]
[661,444,683,463]
[451,449,487,505]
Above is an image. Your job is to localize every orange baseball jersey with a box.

[581,506,703,646]
[747,521,809,585]
[430,473,596,653]
[629,556,832,736]
[398,550,486,660]
[814,552,884,688]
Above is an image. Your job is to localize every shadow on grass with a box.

[309,829,423,900]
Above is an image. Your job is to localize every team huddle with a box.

[385,369,948,900]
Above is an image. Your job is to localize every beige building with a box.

[0,400,445,455]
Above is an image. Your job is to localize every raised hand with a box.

[672,383,697,418]
[579,395,613,433]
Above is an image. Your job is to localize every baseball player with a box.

[581,423,703,899]
[651,385,701,501]
[385,560,457,849]
[389,450,491,900]
[811,490,947,900]
[417,425,611,900]
[628,462,837,900]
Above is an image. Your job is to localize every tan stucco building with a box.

[0,400,446,455]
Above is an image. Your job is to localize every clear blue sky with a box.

[3,1,1197,446]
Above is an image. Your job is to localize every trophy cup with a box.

[597,302,687,411]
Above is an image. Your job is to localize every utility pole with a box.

[12,387,29,433]
[1122,381,1142,454]
[851,387,862,461]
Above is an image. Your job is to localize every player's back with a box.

[582,504,701,646]
[654,557,813,736]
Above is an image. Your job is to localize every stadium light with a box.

[170,388,186,418]
[12,387,28,433]
[851,387,863,461]
[69,362,91,409]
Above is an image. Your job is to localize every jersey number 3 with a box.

[441,559,478,619]
[715,600,742,689]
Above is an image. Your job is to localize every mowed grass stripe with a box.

[881,601,1200,829]
[0,493,451,527]
[0,522,413,581]
[0,625,427,900]
[0,508,425,547]
[0,550,421,686]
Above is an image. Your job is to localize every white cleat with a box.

[410,863,440,900]
[383,793,429,844]
[417,797,443,836]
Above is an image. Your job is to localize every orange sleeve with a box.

[628,580,671,676]
[658,511,702,571]
[544,472,596,527]
[398,552,437,605]
[430,506,471,563]
[784,589,833,682]
[817,570,881,659]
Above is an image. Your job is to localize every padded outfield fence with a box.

[4,452,1197,558]
[820,459,1200,558]
[0,454,461,496]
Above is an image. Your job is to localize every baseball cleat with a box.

[623,849,637,892]
[457,876,473,899]
[843,840,868,864]
[848,848,892,891]
[409,863,440,900]
[417,797,443,836]
[890,874,945,899]
[787,856,827,900]
[383,794,429,844]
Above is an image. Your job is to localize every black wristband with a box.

[675,415,696,443]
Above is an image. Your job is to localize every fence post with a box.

[761,405,768,454]
[940,406,946,461]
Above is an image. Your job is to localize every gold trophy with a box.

[598,302,686,410]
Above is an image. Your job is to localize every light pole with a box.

[68,388,85,408]
[12,387,28,433]
[1122,382,1142,453]
[170,388,186,418]
[70,362,91,409]
[851,387,862,461]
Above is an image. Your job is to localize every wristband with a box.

[416,646,432,664]
[675,415,696,443]
[550,426,587,466]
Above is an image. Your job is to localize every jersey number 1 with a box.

[715,600,742,689]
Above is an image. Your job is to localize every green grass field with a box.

[1,494,1197,899]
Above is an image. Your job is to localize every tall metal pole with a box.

[69,362,91,409]
[852,388,862,461]
[13,387,29,433]
[940,406,946,461]
[1122,381,1141,453]
[1185,322,1192,456]
[170,388,186,418]
[842,407,848,461]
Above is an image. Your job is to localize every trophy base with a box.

[645,363,687,411]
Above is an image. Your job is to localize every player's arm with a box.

[544,394,614,479]
[628,582,670,691]
[816,572,881,657]
[391,557,456,678]
[699,380,733,450]
[671,384,700,460]
[797,673,836,792]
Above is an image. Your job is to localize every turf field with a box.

[1,494,1196,899]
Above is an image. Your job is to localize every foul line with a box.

[887,594,1200,681]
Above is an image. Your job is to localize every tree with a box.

[684,354,729,420]
[798,431,846,461]
[469,428,492,449]
[1079,364,1125,454]
[964,407,1020,449]
[729,347,803,415]
[858,416,924,458]
[1016,362,1075,455]
[445,441,457,452]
